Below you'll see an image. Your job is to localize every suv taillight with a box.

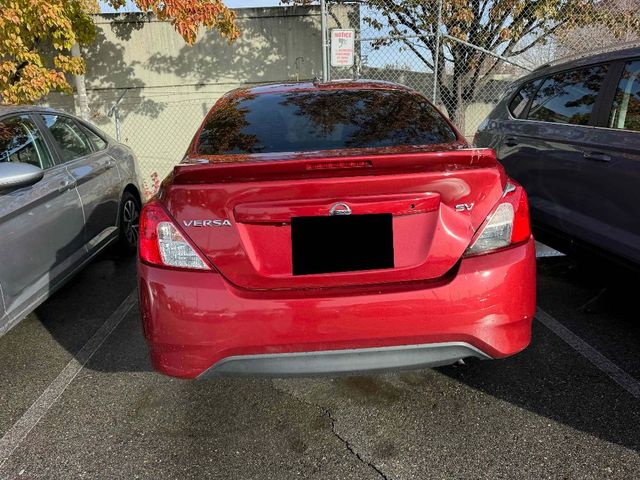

[139,202,211,270]
[464,182,531,257]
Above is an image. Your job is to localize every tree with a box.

[0,0,239,104]
[286,0,640,125]
[554,0,640,57]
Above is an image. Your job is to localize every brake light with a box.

[510,185,531,244]
[139,202,210,270]
[306,160,373,170]
[464,182,530,256]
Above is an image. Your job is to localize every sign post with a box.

[330,29,355,68]
[320,0,329,81]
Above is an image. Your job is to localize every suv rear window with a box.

[508,80,541,118]
[196,89,457,155]
[527,65,608,125]
[609,60,640,131]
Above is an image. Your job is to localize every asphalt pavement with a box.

[0,245,639,479]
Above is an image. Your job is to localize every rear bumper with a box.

[198,342,491,378]
[138,237,536,379]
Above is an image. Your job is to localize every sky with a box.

[228,0,281,6]
[99,0,282,12]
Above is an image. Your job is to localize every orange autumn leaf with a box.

[1,0,238,104]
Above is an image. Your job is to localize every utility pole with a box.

[71,43,90,120]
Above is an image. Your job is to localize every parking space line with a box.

[0,291,137,470]
[536,307,640,400]
[534,241,565,258]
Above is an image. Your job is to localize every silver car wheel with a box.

[122,199,139,246]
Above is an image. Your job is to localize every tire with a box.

[116,191,141,256]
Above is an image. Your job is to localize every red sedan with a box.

[138,81,536,379]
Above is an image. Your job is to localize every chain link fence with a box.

[45,91,217,200]
[323,0,640,138]
[95,96,213,199]
[42,2,639,199]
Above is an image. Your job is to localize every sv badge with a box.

[455,203,474,212]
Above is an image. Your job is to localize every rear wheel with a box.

[116,191,140,255]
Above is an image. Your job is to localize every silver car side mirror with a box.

[0,162,44,191]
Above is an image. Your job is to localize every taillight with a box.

[139,202,210,270]
[464,182,531,257]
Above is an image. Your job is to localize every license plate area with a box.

[292,214,394,275]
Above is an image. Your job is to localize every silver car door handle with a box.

[504,137,519,147]
[57,179,77,193]
[582,151,611,162]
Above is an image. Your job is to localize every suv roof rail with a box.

[533,41,640,72]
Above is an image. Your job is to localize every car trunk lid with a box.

[164,148,505,290]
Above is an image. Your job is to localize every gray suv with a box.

[0,106,142,335]
[475,46,640,266]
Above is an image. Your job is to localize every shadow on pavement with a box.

[535,255,640,380]
[35,248,151,373]
[27,248,640,459]
[439,256,640,453]
[439,321,640,453]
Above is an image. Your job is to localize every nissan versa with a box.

[137,81,536,379]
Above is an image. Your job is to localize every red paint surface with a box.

[139,238,535,378]
[138,81,536,378]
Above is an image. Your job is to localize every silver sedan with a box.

[0,106,142,336]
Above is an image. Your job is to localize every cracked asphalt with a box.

[1,246,640,479]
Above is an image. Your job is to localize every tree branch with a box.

[9,61,28,85]
[510,23,564,56]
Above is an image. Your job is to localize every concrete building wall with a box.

[42,6,505,195]
[46,6,333,196]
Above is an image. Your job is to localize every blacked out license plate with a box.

[291,214,394,275]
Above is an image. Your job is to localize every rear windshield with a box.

[196,89,457,155]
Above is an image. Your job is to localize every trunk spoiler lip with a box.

[180,142,473,165]
[172,147,500,185]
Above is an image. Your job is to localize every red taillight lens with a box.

[464,181,531,257]
[139,202,211,270]
[509,186,531,244]
[139,202,167,266]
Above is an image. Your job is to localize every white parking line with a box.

[536,307,640,400]
[0,291,137,470]
[534,241,565,258]
[1,293,637,470]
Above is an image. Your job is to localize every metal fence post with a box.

[108,89,127,142]
[114,108,121,142]
[432,0,443,104]
[321,0,329,82]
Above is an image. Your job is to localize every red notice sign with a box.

[330,29,355,67]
